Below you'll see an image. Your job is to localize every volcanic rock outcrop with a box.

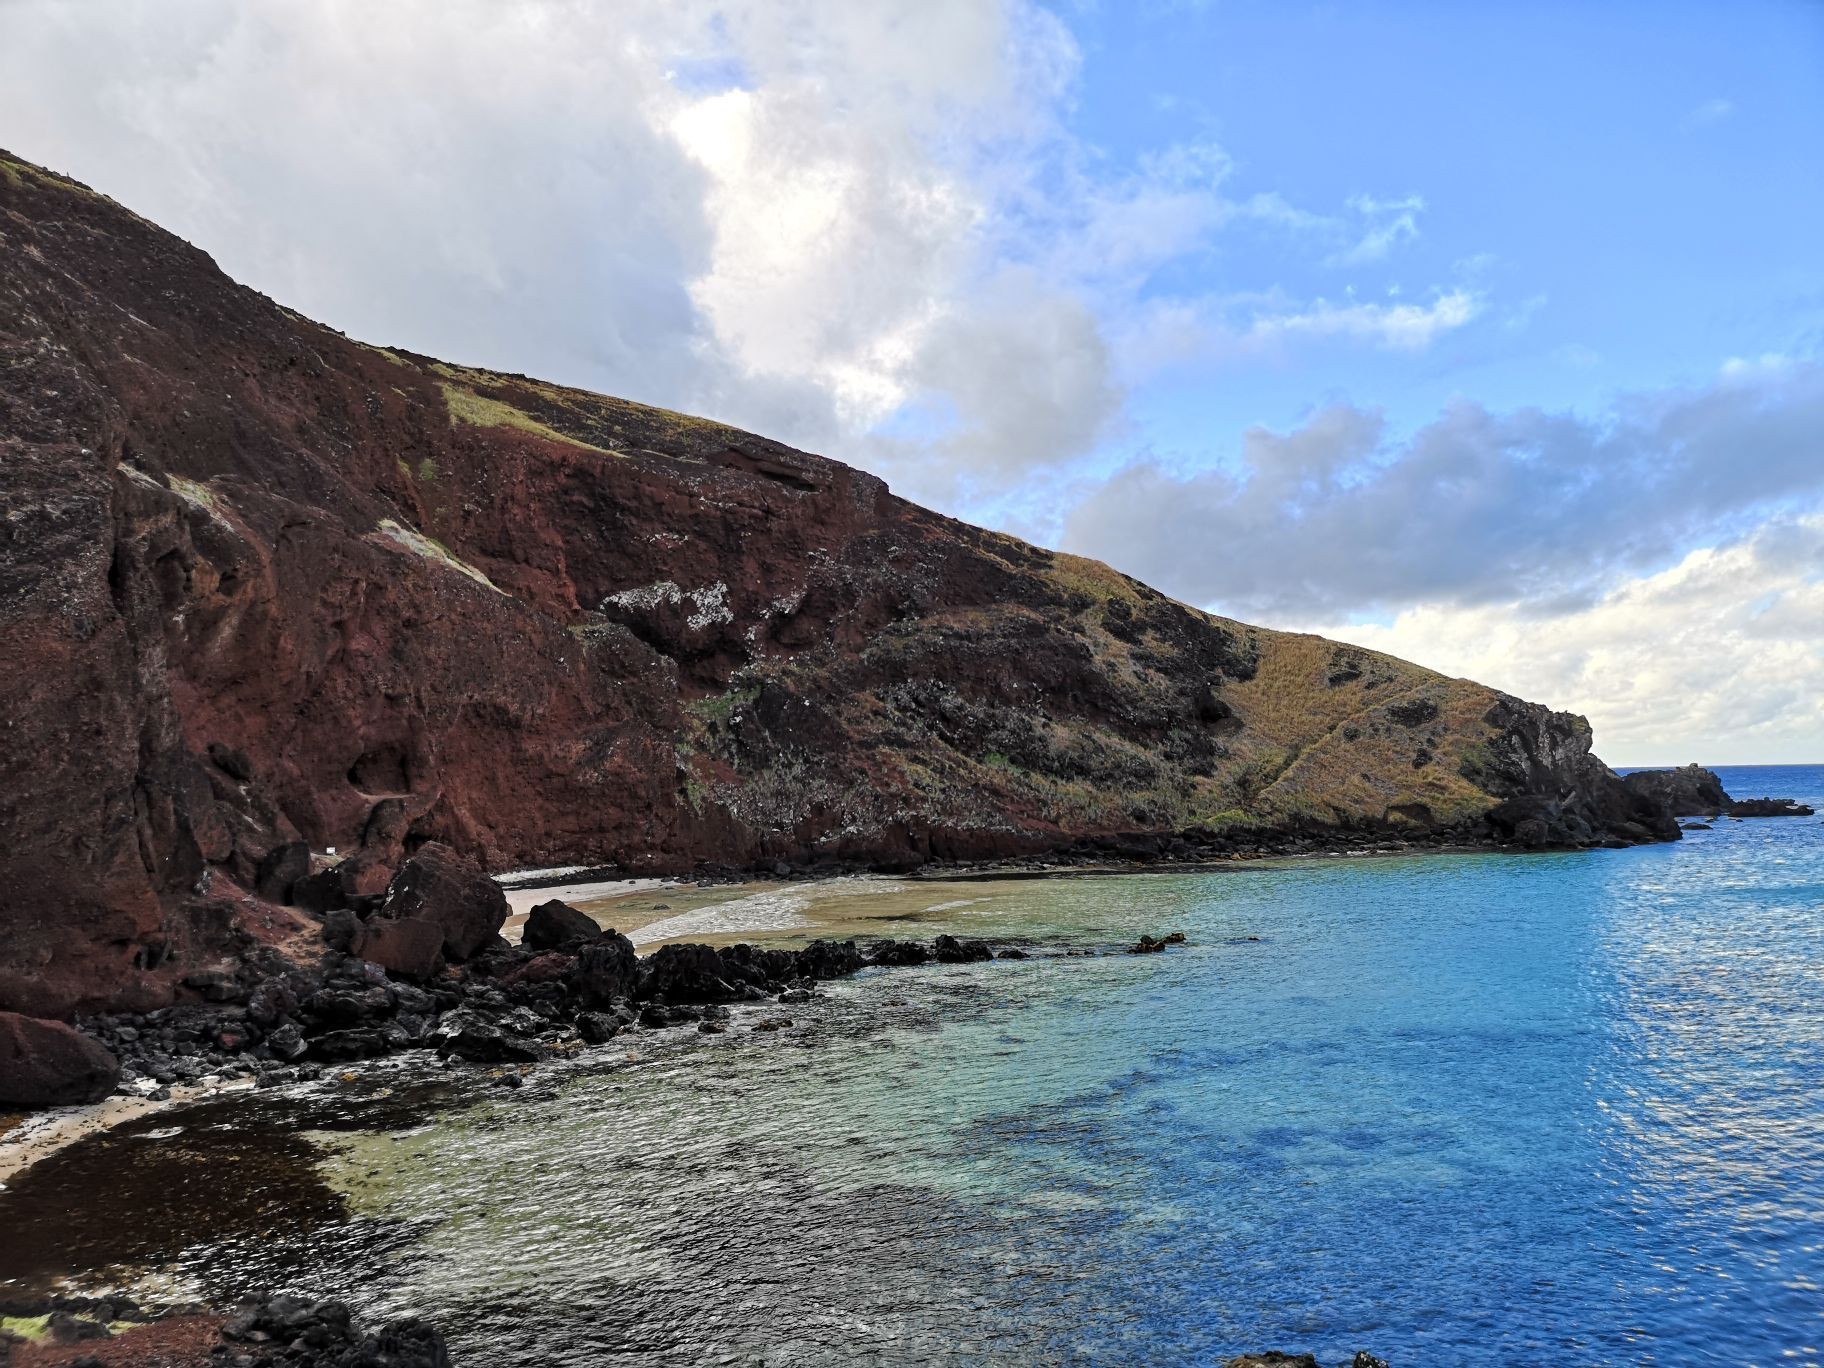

[1622,763,1732,817]
[0,150,1686,1019]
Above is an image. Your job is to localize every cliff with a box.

[0,151,1678,1018]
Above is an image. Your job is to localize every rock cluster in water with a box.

[1725,796,1815,818]
[216,1293,449,1367]
[0,1291,449,1367]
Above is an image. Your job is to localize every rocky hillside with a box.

[0,151,1678,1018]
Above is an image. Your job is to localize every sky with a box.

[1,0,1820,765]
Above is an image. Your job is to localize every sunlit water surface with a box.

[3,765,1821,1366]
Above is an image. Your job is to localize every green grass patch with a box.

[438,382,617,455]
[687,685,760,725]
[166,474,222,516]
[1,1315,51,1341]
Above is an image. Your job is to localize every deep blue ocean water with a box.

[3,764,1820,1366]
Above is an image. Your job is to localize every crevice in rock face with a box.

[716,446,819,492]
[348,744,411,796]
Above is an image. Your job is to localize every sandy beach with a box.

[0,1076,254,1186]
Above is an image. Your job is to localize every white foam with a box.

[629,878,908,947]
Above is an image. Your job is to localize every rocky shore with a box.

[0,762,1767,1117]
[0,1292,447,1368]
[0,1292,1387,1368]
[0,834,1106,1116]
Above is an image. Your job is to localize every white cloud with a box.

[0,0,1478,513]
[1062,358,1824,620]
[1327,193,1425,266]
[1297,518,1824,766]
[1248,288,1480,350]
[1681,96,1735,130]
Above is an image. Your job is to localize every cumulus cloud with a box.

[1300,517,1824,766]
[0,0,1472,511]
[0,0,1096,483]
[1327,193,1425,266]
[1062,357,1824,620]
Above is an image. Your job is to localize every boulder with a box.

[866,939,930,968]
[430,1008,545,1063]
[795,939,866,978]
[639,942,739,1003]
[497,951,576,987]
[300,984,393,1027]
[570,932,639,1006]
[0,1011,121,1107]
[1622,763,1731,817]
[351,917,445,980]
[381,842,509,962]
[522,899,602,951]
[575,1011,621,1044]
[254,840,311,903]
[246,976,303,1027]
[932,935,993,964]
[293,867,351,915]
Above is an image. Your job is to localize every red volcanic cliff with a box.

[0,152,1674,1018]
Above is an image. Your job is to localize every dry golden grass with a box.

[438,381,619,455]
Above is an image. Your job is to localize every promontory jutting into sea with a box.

[2,4,1821,1365]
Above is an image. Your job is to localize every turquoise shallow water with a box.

[3,764,1821,1366]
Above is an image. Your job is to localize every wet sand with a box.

[548,874,1025,948]
[0,1077,254,1187]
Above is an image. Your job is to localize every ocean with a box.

[3,764,1820,1366]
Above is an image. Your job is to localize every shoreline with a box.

[0,826,1725,1186]
[0,1075,254,1187]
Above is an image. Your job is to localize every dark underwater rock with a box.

[932,935,993,964]
[220,1292,451,1367]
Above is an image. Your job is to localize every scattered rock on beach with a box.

[0,1010,120,1107]
[380,843,510,962]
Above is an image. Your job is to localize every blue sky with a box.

[1,0,1819,761]
[1056,1,1822,496]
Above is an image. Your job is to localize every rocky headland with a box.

[0,147,1711,1040]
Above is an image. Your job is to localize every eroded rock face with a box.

[0,149,1677,1018]
[0,1010,121,1106]
[1468,698,1682,848]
